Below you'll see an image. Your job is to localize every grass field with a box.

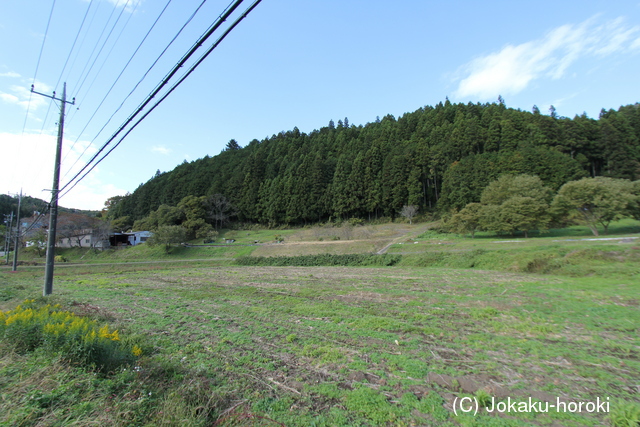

[1,263,639,426]
[1,220,639,426]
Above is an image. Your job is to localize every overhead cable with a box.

[84,0,209,146]
[21,0,57,135]
[74,0,141,107]
[55,0,94,91]
[61,0,173,173]
[70,0,128,98]
[64,0,216,182]
[59,0,246,195]
[59,0,263,200]
[63,0,211,182]
[60,0,147,170]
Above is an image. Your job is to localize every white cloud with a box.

[0,71,20,78]
[60,177,127,211]
[454,16,640,100]
[0,93,19,104]
[0,132,123,210]
[0,81,52,111]
[151,145,172,155]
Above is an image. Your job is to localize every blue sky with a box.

[1,0,640,210]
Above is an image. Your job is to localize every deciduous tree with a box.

[400,205,418,224]
[446,203,483,237]
[204,194,237,230]
[476,175,553,237]
[147,225,188,253]
[552,177,634,236]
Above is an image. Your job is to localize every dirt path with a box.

[376,223,434,254]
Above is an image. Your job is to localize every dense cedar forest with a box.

[108,100,640,225]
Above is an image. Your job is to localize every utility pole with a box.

[32,83,75,296]
[11,192,22,272]
[4,212,13,265]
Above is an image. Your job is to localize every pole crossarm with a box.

[31,85,76,105]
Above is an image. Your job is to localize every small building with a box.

[109,231,152,247]
[58,230,109,248]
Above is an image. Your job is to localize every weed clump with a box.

[235,253,401,267]
[609,400,640,427]
[0,299,140,372]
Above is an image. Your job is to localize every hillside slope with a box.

[110,101,640,225]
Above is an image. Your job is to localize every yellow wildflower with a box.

[132,345,143,357]
[98,325,110,339]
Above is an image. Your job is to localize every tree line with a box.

[445,175,639,237]
[103,100,640,227]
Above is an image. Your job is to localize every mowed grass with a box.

[391,219,640,278]
[1,264,638,426]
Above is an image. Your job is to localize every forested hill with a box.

[110,100,640,225]
[0,194,97,220]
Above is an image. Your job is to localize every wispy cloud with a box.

[105,0,143,13]
[0,80,53,111]
[0,93,19,104]
[151,145,172,155]
[0,71,20,78]
[453,16,640,100]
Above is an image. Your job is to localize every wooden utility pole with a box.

[4,212,14,265]
[11,192,22,271]
[32,83,75,296]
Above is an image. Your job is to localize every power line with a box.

[63,0,102,104]
[59,0,263,201]
[70,0,127,98]
[61,0,173,171]
[73,0,131,98]
[20,0,57,166]
[21,0,57,133]
[62,0,210,179]
[74,0,141,107]
[54,0,94,91]
[60,0,146,170]
[25,0,95,186]
[59,0,247,196]
[90,0,208,144]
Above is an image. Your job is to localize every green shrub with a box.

[610,401,640,427]
[0,300,141,372]
[475,389,492,407]
[344,386,399,424]
[235,253,402,267]
[348,218,364,226]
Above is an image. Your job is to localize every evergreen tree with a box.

[105,100,640,227]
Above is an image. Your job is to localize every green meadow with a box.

[1,221,639,426]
